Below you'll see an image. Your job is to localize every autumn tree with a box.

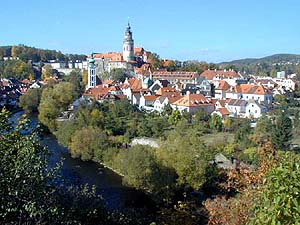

[38,82,78,132]
[41,65,54,80]
[82,69,88,86]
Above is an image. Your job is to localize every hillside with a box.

[221,54,300,65]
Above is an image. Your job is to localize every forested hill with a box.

[221,54,300,65]
[219,54,300,76]
[0,45,87,62]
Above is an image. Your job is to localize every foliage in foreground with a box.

[0,109,113,224]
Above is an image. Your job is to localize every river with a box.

[9,111,152,211]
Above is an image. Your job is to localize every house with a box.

[149,80,169,93]
[171,93,215,114]
[153,96,169,113]
[152,71,201,85]
[226,84,273,103]
[139,95,157,111]
[180,78,212,96]
[225,99,247,117]
[214,80,231,99]
[211,107,230,119]
[200,69,243,86]
[245,100,268,119]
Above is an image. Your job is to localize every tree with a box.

[65,69,84,94]
[271,112,293,150]
[149,53,163,70]
[209,114,223,131]
[0,109,114,224]
[169,109,182,125]
[82,69,88,86]
[118,145,176,197]
[223,117,233,132]
[19,88,42,113]
[249,152,300,224]
[69,127,108,161]
[110,68,128,82]
[41,65,54,80]
[38,82,78,132]
[157,129,214,189]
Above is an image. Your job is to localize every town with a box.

[1,21,300,225]
[1,23,299,122]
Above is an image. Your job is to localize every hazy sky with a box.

[1,0,299,62]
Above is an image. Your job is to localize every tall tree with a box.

[271,112,293,150]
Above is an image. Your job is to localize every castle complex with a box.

[88,22,150,83]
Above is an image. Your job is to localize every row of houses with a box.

[83,67,299,120]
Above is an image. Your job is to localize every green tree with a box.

[149,53,163,70]
[118,145,176,197]
[223,117,233,132]
[249,152,300,225]
[65,69,84,94]
[38,82,78,132]
[271,112,293,150]
[110,68,129,82]
[209,114,223,131]
[157,129,214,189]
[19,88,42,113]
[169,109,182,125]
[69,127,108,161]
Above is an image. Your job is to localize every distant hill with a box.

[220,54,300,65]
[0,45,87,62]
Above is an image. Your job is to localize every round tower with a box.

[88,54,97,89]
[123,22,134,62]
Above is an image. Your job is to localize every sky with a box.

[1,0,300,63]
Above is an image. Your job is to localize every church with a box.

[88,22,150,81]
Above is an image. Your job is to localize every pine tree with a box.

[271,112,293,150]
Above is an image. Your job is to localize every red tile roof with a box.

[216,80,231,90]
[172,94,212,107]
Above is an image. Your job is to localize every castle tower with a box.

[88,55,97,89]
[123,22,134,62]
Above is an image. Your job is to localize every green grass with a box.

[200,132,234,146]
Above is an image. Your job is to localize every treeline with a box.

[0,45,87,62]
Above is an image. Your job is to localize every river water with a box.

[9,111,151,211]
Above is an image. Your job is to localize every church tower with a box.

[123,22,134,62]
[87,55,97,89]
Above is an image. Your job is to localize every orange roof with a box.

[83,85,110,99]
[217,108,230,116]
[156,87,177,96]
[128,78,142,91]
[216,80,231,90]
[134,64,151,75]
[234,84,267,94]
[93,52,123,61]
[144,95,157,101]
[134,47,144,55]
[200,70,240,80]
[156,87,182,103]
[172,94,212,107]
[103,80,114,85]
